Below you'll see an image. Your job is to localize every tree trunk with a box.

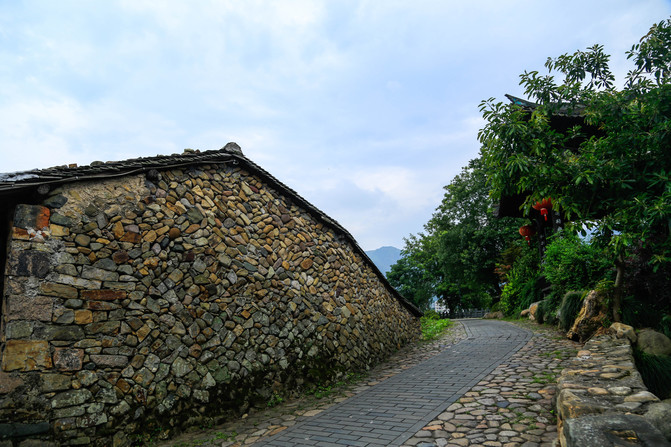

[612,255,625,323]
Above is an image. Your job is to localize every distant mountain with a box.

[365,246,402,275]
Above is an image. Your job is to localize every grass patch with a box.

[420,314,453,341]
[305,371,363,399]
[267,393,284,408]
[531,372,556,385]
[538,349,576,360]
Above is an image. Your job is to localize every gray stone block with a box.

[0,422,50,439]
[564,413,671,446]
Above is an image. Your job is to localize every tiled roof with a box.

[505,94,586,117]
[0,144,244,195]
[0,142,422,316]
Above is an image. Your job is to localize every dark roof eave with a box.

[505,94,587,118]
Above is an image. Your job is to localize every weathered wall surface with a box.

[0,162,420,445]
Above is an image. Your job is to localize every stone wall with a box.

[0,160,420,445]
[555,327,671,446]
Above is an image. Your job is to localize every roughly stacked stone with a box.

[155,319,469,446]
[555,326,670,446]
[0,160,419,446]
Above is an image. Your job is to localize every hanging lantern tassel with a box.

[532,198,553,221]
[519,225,536,246]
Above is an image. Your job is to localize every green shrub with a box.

[535,300,546,324]
[499,243,541,315]
[420,316,452,341]
[621,294,663,330]
[534,299,557,325]
[423,309,440,320]
[633,348,671,400]
[661,315,671,340]
[542,299,558,325]
[558,291,585,331]
[542,232,611,303]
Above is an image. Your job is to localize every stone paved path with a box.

[260,320,530,446]
[400,323,579,447]
[156,320,579,447]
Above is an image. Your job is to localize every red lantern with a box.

[519,225,536,245]
[532,197,553,221]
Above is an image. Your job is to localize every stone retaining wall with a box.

[0,157,420,445]
[556,330,671,446]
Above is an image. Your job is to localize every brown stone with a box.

[567,290,607,342]
[136,325,151,342]
[50,224,69,237]
[74,234,91,246]
[116,378,132,394]
[87,301,119,311]
[2,340,53,371]
[74,310,93,324]
[185,224,200,234]
[300,258,313,270]
[120,231,141,243]
[112,250,130,264]
[112,221,125,239]
[189,344,202,358]
[81,290,127,301]
[143,229,157,242]
[86,321,120,335]
[143,257,159,269]
[5,295,53,322]
[53,348,84,371]
[0,370,24,394]
[11,227,30,240]
[169,227,181,239]
[610,322,637,343]
[40,282,78,299]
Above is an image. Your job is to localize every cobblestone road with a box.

[157,320,579,447]
[260,320,530,446]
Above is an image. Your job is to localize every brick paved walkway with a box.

[260,320,531,447]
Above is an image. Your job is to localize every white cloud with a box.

[1,1,670,249]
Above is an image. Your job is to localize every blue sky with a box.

[1,1,669,250]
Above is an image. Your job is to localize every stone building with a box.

[0,143,421,445]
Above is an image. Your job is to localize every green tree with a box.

[387,234,438,311]
[478,18,671,321]
[497,240,541,315]
[388,158,523,313]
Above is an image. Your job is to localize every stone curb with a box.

[555,332,670,446]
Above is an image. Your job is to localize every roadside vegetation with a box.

[389,17,671,334]
[420,310,453,341]
[388,17,671,396]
